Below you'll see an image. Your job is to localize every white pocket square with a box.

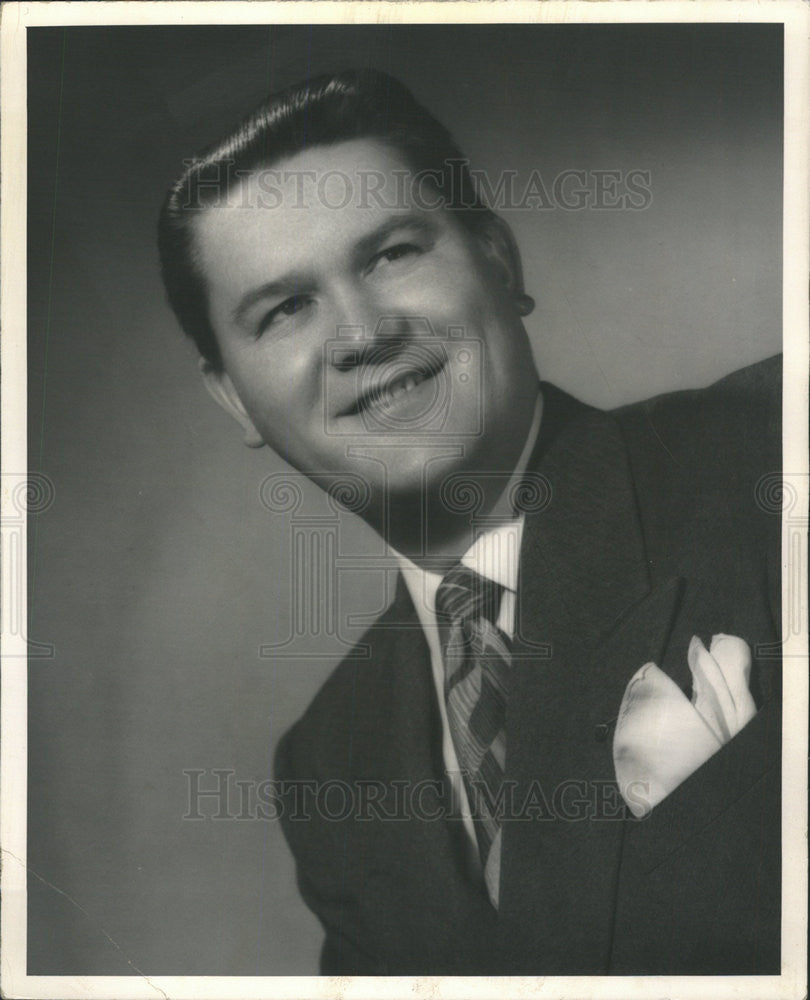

[613,634,757,818]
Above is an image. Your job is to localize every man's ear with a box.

[199,358,265,448]
[476,214,535,317]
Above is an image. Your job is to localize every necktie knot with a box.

[435,564,504,627]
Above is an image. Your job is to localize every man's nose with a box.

[328,303,430,372]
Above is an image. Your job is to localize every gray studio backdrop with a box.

[27,24,782,974]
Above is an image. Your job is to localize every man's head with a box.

[158,70,539,511]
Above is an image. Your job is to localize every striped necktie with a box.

[435,563,511,908]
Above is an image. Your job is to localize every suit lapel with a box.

[352,578,498,970]
[496,388,686,972]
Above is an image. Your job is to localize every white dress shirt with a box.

[394,394,542,860]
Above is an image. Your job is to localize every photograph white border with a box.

[2,2,807,998]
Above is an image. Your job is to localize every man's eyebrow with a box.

[353,214,437,260]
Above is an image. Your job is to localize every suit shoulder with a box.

[607,356,781,583]
[614,354,781,428]
[274,638,372,781]
[274,604,402,781]
[613,355,781,474]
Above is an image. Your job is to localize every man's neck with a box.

[381,389,543,572]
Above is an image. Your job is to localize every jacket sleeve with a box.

[274,727,388,975]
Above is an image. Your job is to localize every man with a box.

[158,70,781,975]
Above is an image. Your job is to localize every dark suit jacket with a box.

[275,356,782,975]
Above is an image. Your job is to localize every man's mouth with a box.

[341,351,448,417]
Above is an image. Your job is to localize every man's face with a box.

[194,139,539,503]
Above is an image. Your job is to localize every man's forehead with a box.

[193,138,450,279]
[228,137,418,209]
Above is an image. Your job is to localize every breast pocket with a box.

[620,696,780,875]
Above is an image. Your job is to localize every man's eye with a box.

[257,295,308,335]
[371,243,421,270]
[280,296,304,315]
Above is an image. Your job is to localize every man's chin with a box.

[297,431,508,511]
